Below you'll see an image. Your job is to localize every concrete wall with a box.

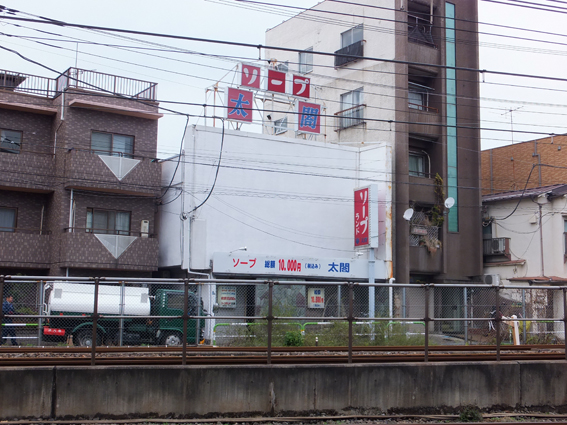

[2,361,567,420]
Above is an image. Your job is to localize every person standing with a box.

[2,295,18,346]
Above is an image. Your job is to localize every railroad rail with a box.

[0,344,564,367]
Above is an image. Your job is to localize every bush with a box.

[459,406,483,422]
[284,331,304,347]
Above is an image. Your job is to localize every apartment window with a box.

[91,132,134,158]
[341,24,363,48]
[0,207,16,232]
[338,88,364,129]
[274,117,288,135]
[0,129,22,154]
[299,48,313,74]
[409,150,430,177]
[86,208,131,235]
[408,81,435,111]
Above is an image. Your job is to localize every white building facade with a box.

[158,125,393,341]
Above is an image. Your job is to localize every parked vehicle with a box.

[43,282,204,347]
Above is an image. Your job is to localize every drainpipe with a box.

[369,247,375,319]
[389,277,395,318]
[539,202,545,277]
[68,189,74,233]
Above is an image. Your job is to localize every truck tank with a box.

[48,282,151,316]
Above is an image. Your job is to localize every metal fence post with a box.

[348,282,354,364]
[195,283,202,347]
[522,289,527,344]
[495,285,501,362]
[0,276,4,346]
[38,280,45,346]
[118,281,125,346]
[563,288,567,361]
[267,280,274,365]
[91,278,100,366]
[424,284,430,363]
[464,287,468,345]
[182,278,190,365]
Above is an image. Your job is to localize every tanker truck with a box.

[43,282,205,347]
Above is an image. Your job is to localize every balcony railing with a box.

[483,237,511,259]
[334,40,364,67]
[0,227,51,235]
[408,14,436,47]
[0,68,158,100]
[0,69,57,97]
[335,104,365,130]
[56,68,157,100]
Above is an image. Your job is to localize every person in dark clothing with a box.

[2,295,18,346]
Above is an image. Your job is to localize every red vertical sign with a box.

[354,187,369,247]
[267,69,286,94]
[226,88,253,123]
[241,64,261,89]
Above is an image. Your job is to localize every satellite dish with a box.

[444,197,455,209]
[403,208,414,221]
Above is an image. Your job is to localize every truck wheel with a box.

[162,332,183,346]
[74,329,101,347]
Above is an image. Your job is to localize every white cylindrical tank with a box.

[48,282,151,316]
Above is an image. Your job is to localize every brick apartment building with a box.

[481,135,567,195]
[0,68,162,277]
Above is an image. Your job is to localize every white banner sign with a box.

[212,252,385,280]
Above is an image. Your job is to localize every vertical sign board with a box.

[354,184,378,248]
[267,69,287,94]
[308,288,325,308]
[295,101,321,134]
[218,286,237,308]
[225,88,254,123]
[292,75,310,98]
[240,64,261,89]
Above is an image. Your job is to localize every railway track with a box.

[0,344,564,366]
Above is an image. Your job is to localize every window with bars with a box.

[86,208,131,235]
[91,131,134,158]
[0,129,22,154]
[338,88,364,129]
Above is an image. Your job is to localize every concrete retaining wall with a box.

[2,361,566,420]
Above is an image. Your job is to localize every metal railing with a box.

[0,69,57,97]
[334,40,364,67]
[56,68,157,100]
[335,104,365,130]
[0,276,566,365]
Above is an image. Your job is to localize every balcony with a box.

[0,230,51,269]
[56,68,157,101]
[1,68,157,101]
[60,231,158,271]
[483,237,511,262]
[0,151,55,192]
[334,40,364,68]
[64,148,161,196]
[335,104,365,130]
[410,245,443,274]
[408,14,436,48]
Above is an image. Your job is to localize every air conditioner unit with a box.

[491,238,506,255]
[140,220,149,238]
[484,274,501,286]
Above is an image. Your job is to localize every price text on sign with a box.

[278,259,302,272]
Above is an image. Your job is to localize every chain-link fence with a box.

[0,276,565,362]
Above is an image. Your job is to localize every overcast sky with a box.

[1,0,566,156]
